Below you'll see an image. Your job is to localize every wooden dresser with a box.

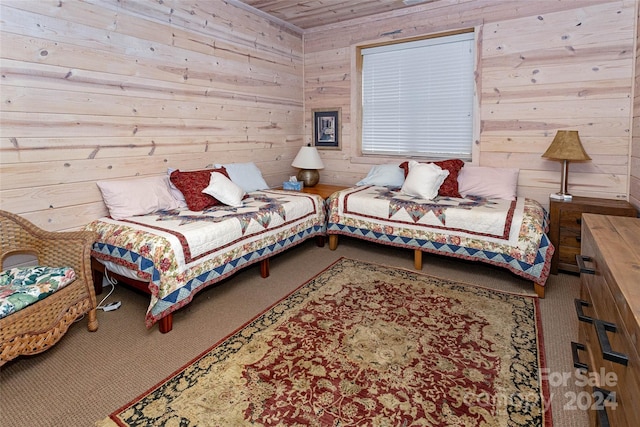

[574,214,640,426]
[549,196,637,274]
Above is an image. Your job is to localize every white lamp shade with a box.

[292,146,324,169]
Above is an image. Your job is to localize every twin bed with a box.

[325,185,553,297]
[87,162,554,332]
[87,188,326,332]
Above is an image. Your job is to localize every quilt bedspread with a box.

[86,190,326,327]
[327,186,553,286]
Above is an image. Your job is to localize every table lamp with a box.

[292,145,324,187]
[542,130,591,201]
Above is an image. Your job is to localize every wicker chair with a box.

[0,210,99,366]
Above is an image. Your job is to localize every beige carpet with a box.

[0,237,588,426]
[99,258,551,426]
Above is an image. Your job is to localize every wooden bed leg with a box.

[159,314,173,333]
[534,283,545,298]
[260,258,270,278]
[414,249,422,270]
[329,235,338,250]
[315,236,325,247]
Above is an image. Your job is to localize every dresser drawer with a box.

[582,270,640,425]
[577,215,640,427]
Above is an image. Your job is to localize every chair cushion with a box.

[0,266,76,319]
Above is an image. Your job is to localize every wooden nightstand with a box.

[278,183,349,199]
[548,196,637,274]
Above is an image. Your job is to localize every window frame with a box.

[352,28,480,164]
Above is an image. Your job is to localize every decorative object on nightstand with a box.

[542,130,591,201]
[282,178,303,191]
[292,145,324,187]
[548,196,637,275]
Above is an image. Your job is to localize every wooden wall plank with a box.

[303,0,636,206]
[631,2,640,212]
[1,0,638,231]
[0,0,303,230]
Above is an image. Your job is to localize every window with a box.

[361,32,475,159]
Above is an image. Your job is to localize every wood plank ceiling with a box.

[236,0,432,30]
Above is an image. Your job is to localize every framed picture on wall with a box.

[312,108,341,150]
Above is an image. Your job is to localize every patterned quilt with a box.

[86,190,326,327]
[327,186,554,286]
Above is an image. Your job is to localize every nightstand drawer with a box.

[559,211,582,231]
[558,227,581,248]
[558,245,581,265]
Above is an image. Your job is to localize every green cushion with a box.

[0,266,76,319]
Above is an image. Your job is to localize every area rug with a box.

[97,258,552,427]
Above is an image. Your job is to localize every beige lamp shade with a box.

[542,130,591,200]
[292,146,325,169]
[541,130,591,161]
[292,146,324,187]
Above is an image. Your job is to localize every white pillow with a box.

[202,172,246,207]
[356,164,405,187]
[217,162,269,192]
[457,166,520,200]
[401,161,449,200]
[97,176,182,220]
[166,168,188,208]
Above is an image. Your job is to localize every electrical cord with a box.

[97,269,121,312]
[74,270,121,323]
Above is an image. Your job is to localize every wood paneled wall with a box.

[1,0,638,233]
[304,0,637,208]
[0,0,303,231]
[632,1,640,211]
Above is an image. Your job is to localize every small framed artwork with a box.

[312,108,341,150]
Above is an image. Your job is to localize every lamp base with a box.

[550,193,572,201]
[297,169,319,187]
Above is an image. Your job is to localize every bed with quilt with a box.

[86,163,326,332]
[326,161,554,297]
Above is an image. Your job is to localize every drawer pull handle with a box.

[593,387,615,427]
[570,342,588,371]
[594,319,628,366]
[575,236,581,242]
[576,255,595,275]
[574,299,593,323]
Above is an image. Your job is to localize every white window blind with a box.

[362,32,475,158]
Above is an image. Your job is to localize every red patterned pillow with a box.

[399,159,465,197]
[169,167,229,211]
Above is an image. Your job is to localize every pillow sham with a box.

[97,175,182,220]
[356,164,405,187]
[169,167,230,211]
[401,161,450,200]
[202,172,246,207]
[399,159,465,197]
[166,168,188,208]
[216,162,269,192]
[457,166,520,200]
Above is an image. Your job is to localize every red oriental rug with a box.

[97,258,552,426]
